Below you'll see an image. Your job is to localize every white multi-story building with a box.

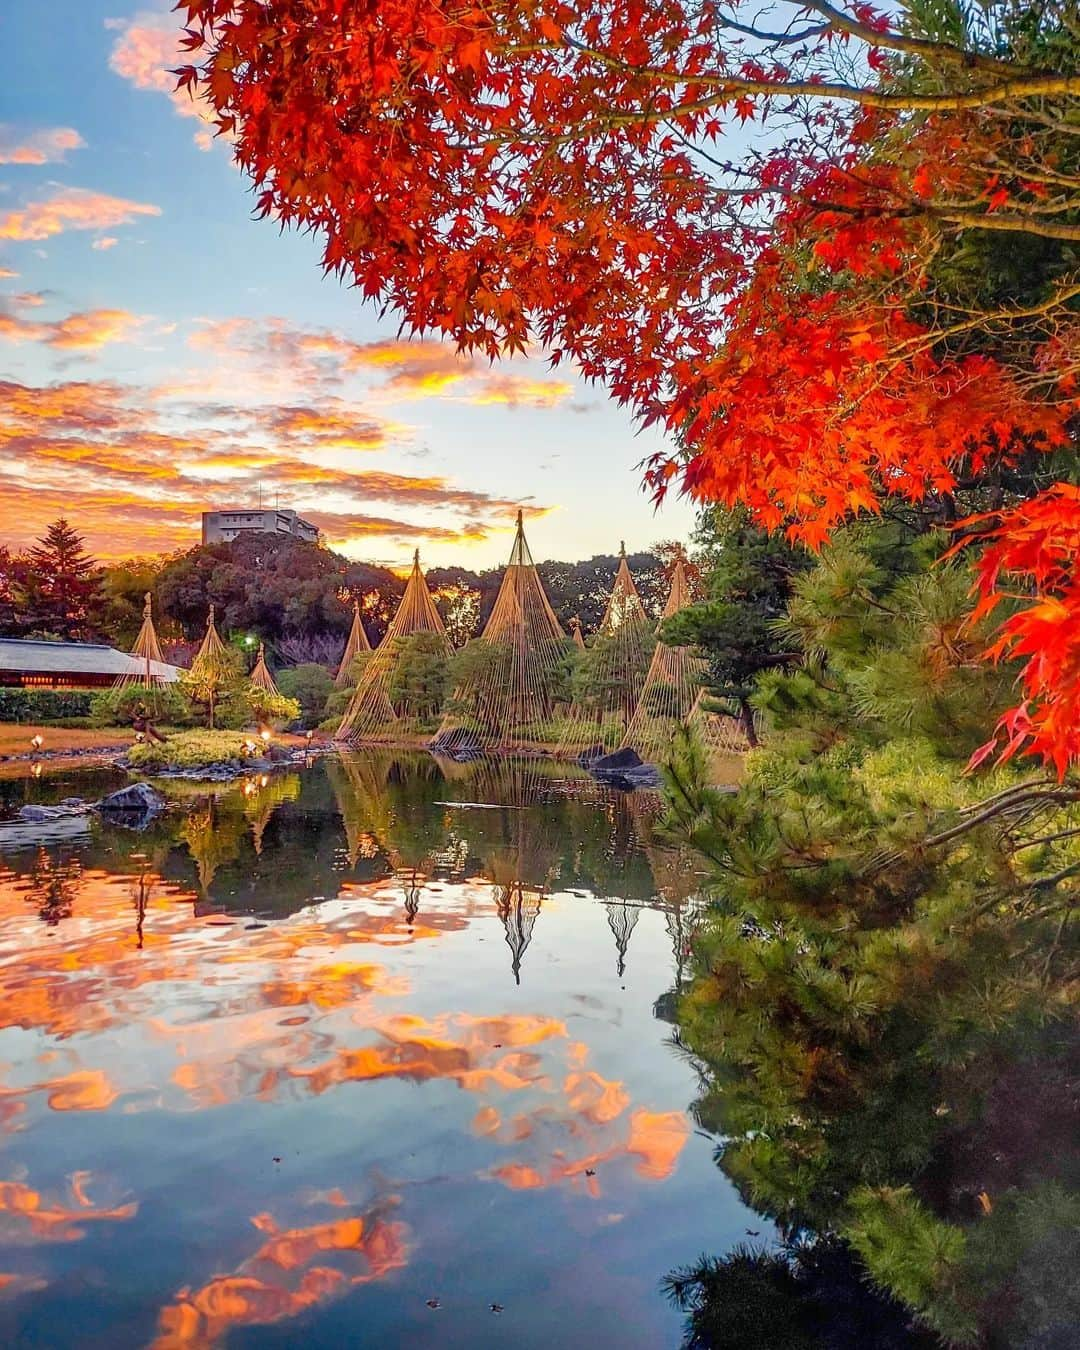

[201,508,319,546]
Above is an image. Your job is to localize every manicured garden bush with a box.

[0,688,96,723]
[126,730,254,771]
[275,663,335,727]
[89,683,192,728]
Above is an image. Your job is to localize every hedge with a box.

[0,688,96,723]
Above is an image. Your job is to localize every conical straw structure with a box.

[250,642,279,695]
[188,605,233,729]
[336,550,451,742]
[570,616,586,651]
[434,511,567,751]
[621,556,707,764]
[194,604,227,663]
[557,543,652,756]
[335,599,372,688]
[115,592,169,688]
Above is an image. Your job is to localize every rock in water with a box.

[97,782,166,816]
[586,745,661,790]
[18,803,89,822]
[589,747,646,772]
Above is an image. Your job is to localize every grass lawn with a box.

[0,724,134,758]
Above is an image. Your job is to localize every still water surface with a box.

[0,754,761,1348]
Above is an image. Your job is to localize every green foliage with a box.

[664,1235,937,1350]
[155,531,401,642]
[0,688,96,723]
[14,519,101,641]
[126,730,253,771]
[180,645,244,730]
[276,663,335,726]
[320,685,355,729]
[570,627,654,712]
[663,521,1080,1346]
[664,507,810,740]
[89,683,192,728]
[243,685,301,727]
[387,632,451,725]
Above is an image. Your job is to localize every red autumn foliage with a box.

[175,0,1080,768]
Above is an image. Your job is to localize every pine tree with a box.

[662,508,810,747]
[18,519,100,640]
[661,521,1080,1347]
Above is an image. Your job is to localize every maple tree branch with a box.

[795,0,1032,77]
[936,210,1080,241]
[546,34,1080,112]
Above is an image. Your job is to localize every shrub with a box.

[276,663,335,726]
[244,684,302,727]
[321,686,354,728]
[126,729,253,771]
[0,688,96,723]
[90,683,191,728]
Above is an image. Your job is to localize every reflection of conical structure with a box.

[250,643,279,696]
[337,551,451,742]
[621,558,706,764]
[435,511,567,751]
[496,881,542,986]
[26,848,81,925]
[181,799,244,896]
[115,592,170,689]
[557,544,652,756]
[335,601,372,688]
[402,868,422,926]
[629,793,709,987]
[605,899,640,978]
[241,772,301,856]
[326,752,394,866]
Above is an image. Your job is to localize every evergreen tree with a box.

[18,519,100,640]
[662,507,810,746]
[661,525,1080,1346]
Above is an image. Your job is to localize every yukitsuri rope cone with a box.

[249,642,279,696]
[336,550,451,742]
[434,510,567,752]
[189,605,232,729]
[687,688,754,757]
[115,593,169,688]
[335,599,371,688]
[556,543,652,757]
[621,556,707,765]
[605,900,640,979]
[570,616,586,651]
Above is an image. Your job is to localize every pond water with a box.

[0,754,763,1348]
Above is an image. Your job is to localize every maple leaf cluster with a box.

[175,0,1080,768]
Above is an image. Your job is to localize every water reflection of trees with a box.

[8,755,713,983]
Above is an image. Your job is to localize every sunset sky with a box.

[2,1,695,569]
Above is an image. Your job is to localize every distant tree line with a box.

[0,521,679,664]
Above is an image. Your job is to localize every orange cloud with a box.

[151,1202,409,1349]
[92,236,119,251]
[464,374,575,408]
[0,125,85,165]
[0,269,17,278]
[0,187,161,242]
[109,17,220,152]
[0,305,145,350]
[0,370,551,558]
[0,1174,136,1244]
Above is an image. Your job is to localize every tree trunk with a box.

[739,700,759,748]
